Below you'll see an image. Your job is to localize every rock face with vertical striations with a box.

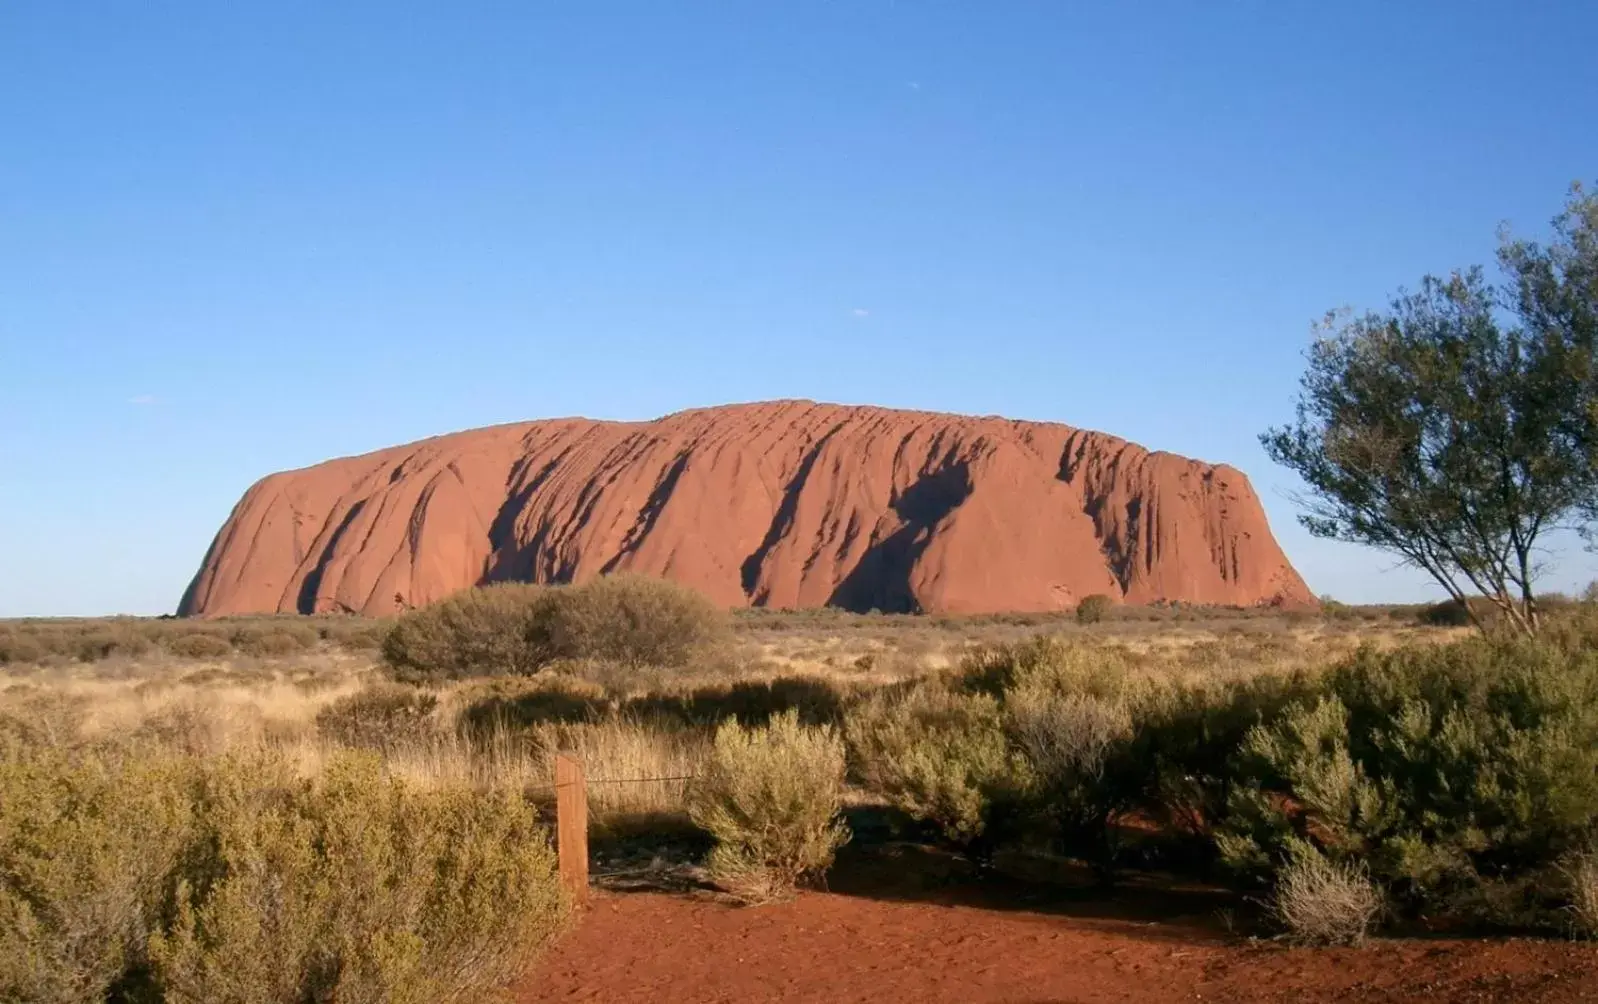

[178,401,1314,617]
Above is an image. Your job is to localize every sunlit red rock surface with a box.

[179,400,1312,616]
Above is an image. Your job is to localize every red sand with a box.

[516,890,1598,1004]
[181,400,1312,616]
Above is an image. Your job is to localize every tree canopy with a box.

[1263,184,1598,633]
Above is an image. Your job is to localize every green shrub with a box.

[150,752,568,1004]
[382,584,549,681]
[1075,594,1113,625]
[1220,636,1598,919]
[533,573,729,670]
[845,683,1026,848]
[0,748,197,1004]
[1138,673,1313,851]
[1417,598,1474,628]
[164,632,234,660]
[383,576,730,684]
[1005,681,1140,871]
[959,634,1132,698]
[323,618,388,652]
[688,710,849,903]
[229,623,317,658]
[315,683,440,751]
[73,627,152,662]
[1319,595,1356,621]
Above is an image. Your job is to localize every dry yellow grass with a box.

[0,612,1461,831]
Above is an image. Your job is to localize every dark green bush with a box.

[382,576,729,683]
[382,584,550,681]
[315,683,440,751]
[1075,594,1113,625]
[1219,635,1598,923]
[532,573,730,669]
[1417,598,1475,628]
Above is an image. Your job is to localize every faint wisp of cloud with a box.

[128,394,158,406]
[851,308,871,318]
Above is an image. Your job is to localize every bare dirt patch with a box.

[518,848,1598,1004]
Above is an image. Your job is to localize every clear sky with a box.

[3,1,1596,617]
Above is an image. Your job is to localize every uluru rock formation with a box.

[180,401,1314,617]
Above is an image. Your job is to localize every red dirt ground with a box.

[517,850,1598,1004]
[517,891,1598,1003]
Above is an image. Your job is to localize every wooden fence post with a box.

[554,754,589,905]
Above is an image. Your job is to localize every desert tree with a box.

[1263,185,1598,634]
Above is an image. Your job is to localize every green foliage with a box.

[688,710,849,902]
[0,746,568,1003]
[531,573,730,670]
[1263,183,1598,635]
[0,748,197,1004]
[1220,636,1598,918]
[845,683,1026,848]
[150,752,567,1004]
[1417,598,1474,628]
[1000,658,1159,872]
[959,634,1131,699]
[382,576,730,683]
[1318,595,1356,621]
[381,583,550,681]
[1075,594,1113,625]
[314,683,440,751]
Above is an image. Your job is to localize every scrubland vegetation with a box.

[10,575,1598,1000]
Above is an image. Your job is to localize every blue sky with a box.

[3,1,1596,616]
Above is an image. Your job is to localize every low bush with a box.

[315,683,440,751]
[1219,635,1598,922]
[1007,684,1137,869]
[0,748,197,1004]
[532,573,730,670]
[688,710,849,903]
[229,623,318,658]
[164,632,234,660]
[73,627,152,662]
[1075,594,1113,625]
[1318,595,1356,621]
[152,752,567,1004]
[0,629,45,665]
[1268,841,1382,945]
[1417,598,1474,628]
[845,683,1025,849]
[0,746,568,1003]
[383,576,730,683]
[382,583,549,681]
